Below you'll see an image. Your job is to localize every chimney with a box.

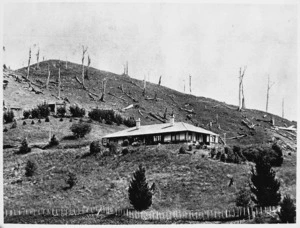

[170,115,175,126]
[136,118,141,129]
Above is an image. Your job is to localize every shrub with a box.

[128,164,153,211]
[11,120,17,129]
[220,153,227,162]
[70,122,92,138]
[90,140,102,155]
[57,106,66,117]
[18,138,31,154]
[45,116,50,122]
[271,143,283,167]
[4,110,14,123]
[25,160,37,177]
[124,117,136,127]
[31,120,35,125]
[115,114,123,126]
[250,156,281,206]
[23,121,26,125]
[3,127,8,132]
[210,147,217,158]
[105,117,113,125]
[179,146,186,154]
[278,195,296,223]
[122,139,129,147]
[31,108,40,119]
[216,151,221,160]
[60,118,63,122]
[195,144,201,149]
[65,172,77,190]
[122,148,129,155]
[69,105,85,117]
[37,102,50,118]
[48,134,59,147]
[23,110,31,119]
[38,119,41,123]
[69,118,73,122]
[109,142,118,154]
[235,187,251,207]
[188,145,193,151]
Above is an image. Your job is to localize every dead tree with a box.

[123,61,129,75]
[85,55,91,80]
[163,108,167,119]
[65,57,68,69]
[46,63,51,89]
[142,74,146,96]
[238,66,247,111]
[189,75,192,94]
[81,46,88,88]
[183,79,186,93]
[282,98,284,118]
[58,60,61,99]
[100,79,107,102]
[158,75,162,86]
[36,47,40,70]
[27,47,31,79]
[266,75,275,113]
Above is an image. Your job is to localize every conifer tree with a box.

[278,195,296,223]
[250,156,281,206]
[128,164,152,211]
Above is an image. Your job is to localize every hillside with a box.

[3,60,297,149]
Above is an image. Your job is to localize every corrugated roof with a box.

[103,122,218,139]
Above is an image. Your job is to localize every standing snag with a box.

[81,46,88,88]
[238,66,247,111]
[266,75,275,113]
[128,164,153,211]
[27,47,31,79]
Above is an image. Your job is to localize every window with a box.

[154,135,161,142]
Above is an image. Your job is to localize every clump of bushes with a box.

[90,140,102,155]
[235,187,251,207]
[70,122,92,138]
[57,106,67,117]
[4,110,14,123]
[179,146,186,154]
[25,160,37,177]
[108,142,119,154]
[23,110,31,119]
[122,148,129,155]
[69,105,85,117]
[31,120,35,125]
[18,138,31,154]
[31,102,50,118]
[48,134,59,147]
[65,172,77,190]
[123,117,136,127]
[278,195,296,223]
[188,145,193,151]
[23,121,26,125]
[45,116,50,122]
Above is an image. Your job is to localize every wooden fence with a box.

[4,205,280,222]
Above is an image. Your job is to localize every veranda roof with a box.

[103,122,218,139]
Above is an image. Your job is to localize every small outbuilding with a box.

[102,116,219,146]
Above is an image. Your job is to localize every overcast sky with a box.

[2,2,298,121]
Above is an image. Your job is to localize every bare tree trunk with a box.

[65,57,68,69]
[46,63,51,89]
[100,79,107,102]
[85,55,91,80]
[282,98,284,118]
[36,48,40,70]
[238,66,247,111]
[189,75,192,93]
[183,79,185,93]
[58,61,61,99]
[158,75,162,86]
[266,75,275,113]
[81,46,88,88]
[27,47,31,79]
[126,61,128,75]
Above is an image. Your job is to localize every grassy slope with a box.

[11,60,296,147]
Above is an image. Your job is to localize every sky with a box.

[2,1,298,121]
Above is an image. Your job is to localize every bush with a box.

[31,108,40,119]
[122,148,129,155]
[271,143,283,167]
[3,127,8,132]
[45,116,50,122]
[48,134,59,147]
[69,118,73,122]
[31,120,35,125]
[122,139,129,147]
[69,105,85,117]
[38,119,41,123]
[25,160,37,177]
[37,102,50,118]
[109,142,118,154]
[124,117,136,127]
[235,187,251,207]
[278,195,296,223]
[65,172,77,190]
[90,141,102,155]
[60,118,63,122]
[216,151,221,160]
[188,145,193,151]
[115,114,123,126]
[57,106,66,117]
[179,146,186,154]
[195,144,201,149]
[105,117,113,125]
[23,121,26,125]
[23,110,31,119]
[11,120,17,129]
[18,138,31,154]
[250,157,281,206]
[220,153,227,162]
[128,165,153,211]
[210,147,217,158]
[4,110,14,123]
[70,122,92,138]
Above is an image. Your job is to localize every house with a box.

[102,116,219,146]
[47,101,67,115]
